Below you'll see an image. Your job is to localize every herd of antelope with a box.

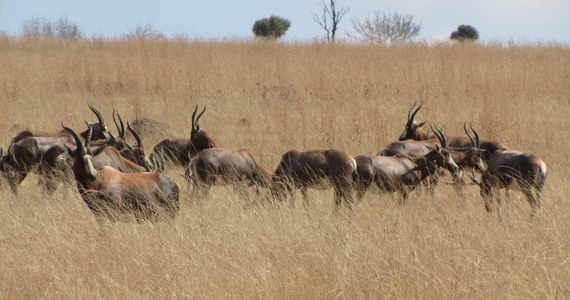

[0,102,547,223]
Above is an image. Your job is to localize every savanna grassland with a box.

[0,37,569,299]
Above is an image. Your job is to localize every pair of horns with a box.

[191,104,207,129]
[464,122,480,148]
[430,123,447,148]
[113,109,143,147]
[406,101,423,126]
[62,122,93,152]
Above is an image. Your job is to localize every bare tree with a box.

[312,0,350,42]
[21,16,83,40]
[349,11,421,44]
[124,22,166,40]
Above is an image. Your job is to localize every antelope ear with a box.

[417,121,426,127]
[424,145,435,151]
[92,145,107,156]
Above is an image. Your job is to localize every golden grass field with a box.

[0,37,569,299]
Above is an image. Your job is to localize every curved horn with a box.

[84,122,94,148]
[112,109,124,138]
[195,105,207,126]
[469,122,480,148]
[62,123,83,151]
[406,101,417,124]
[407,101,423,125]
[464,122,476,147]
[116,110,125,138]
[430,124,447,148]
[191,104,198,129]
[127,122,142,147]
[88,103,105,125]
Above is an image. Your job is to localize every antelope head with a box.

[109,110,151,171]
[85,103,111,140]
[125,122,152,171]
[190,104,207,141]
[463,122,486,171]
[426,124,458,174]
[63,123,106,182]
[399,101,428,141]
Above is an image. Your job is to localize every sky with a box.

[0,0,569,44]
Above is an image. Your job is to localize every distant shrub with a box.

[21,16,84,40]
[124,22,166,40]
[252,15,291,39]
[450,25,479,42]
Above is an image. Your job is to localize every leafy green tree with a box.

[252,15,291,39]
[450,25,479,41]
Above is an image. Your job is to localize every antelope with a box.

[9,103,110,146]
[63,124,180,223]
[37,114,151,196]
[398,101,508,154]
[109,110,153,171]
[185,148,270,202]
[354,125,458,203]
[471,150,547,218]
[150,104,218,172]
[5,109,150,195]
[270,149,356,210]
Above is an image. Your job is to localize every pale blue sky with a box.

[1,0,569,43]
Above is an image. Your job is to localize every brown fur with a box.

[64,125,180,223]
[271,149,356,210]
[354,145,458,204]
[186,148,270,201]
[473,150,547,218]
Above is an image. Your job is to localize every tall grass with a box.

[0,38,568,298]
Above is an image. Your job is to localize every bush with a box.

[450,25,479,41]
[252,15,291,39]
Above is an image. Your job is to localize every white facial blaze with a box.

[83,155,97,179]
[447,154,459,170]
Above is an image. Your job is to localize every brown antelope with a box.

[185,148,270,202]
[270,149,356,210]
[471,150,547,218]
[382,124,487,187]
[62,124,180,222]
[398,102,508,154]
[37,115,151,196]
[110,110,152,171]
[353,142,459,204]
[150,104,218,172]
[9,103,110,146]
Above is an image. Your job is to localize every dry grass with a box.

[0,37,569,299]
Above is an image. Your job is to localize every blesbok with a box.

[185,148,270,202]
[353,142,459,204]
[38,139,149,195]
[150,104,218,172]
[37,114,152,196]
[9,103,110,146]
[63,124,180,222]
[109,110,153,171]
[397,102,508,154]
[399,101,430,141]
[471,150,547,218]
[270,149,356,210]
[382,124,487,185]
[4,109,150,195]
